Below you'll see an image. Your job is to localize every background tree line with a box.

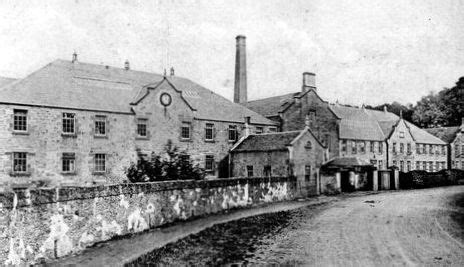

[365,77,464,128]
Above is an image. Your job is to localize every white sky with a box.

[0,0,463,106]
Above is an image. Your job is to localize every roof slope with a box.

[0,60,275,124]
[0,76,17,88]
[231,131,301,152]
[404,122,446,145]
[425,127,460,143]
[243,92,299,116]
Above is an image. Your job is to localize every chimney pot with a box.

[234,35,247,103]
[72,52,78,63]
[124,60,130,70]
[170,67,175,76]
[302,72,316,92]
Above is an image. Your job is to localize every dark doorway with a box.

[340,171,354,192]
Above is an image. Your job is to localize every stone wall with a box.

[0,176,297,265]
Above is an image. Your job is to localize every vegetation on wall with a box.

[125,140,205,182]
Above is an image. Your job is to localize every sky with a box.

[0,0,463,106]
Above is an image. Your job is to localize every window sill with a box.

[61,171,77,176]
[9,172,31,177]
[204,139,215,143]
[62,133,77,138]
[94,135,108,139]
[136,136,149,140]
[180,138,192,142]
[12,131,29,135]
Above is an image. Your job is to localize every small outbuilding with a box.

[229,127,327,197]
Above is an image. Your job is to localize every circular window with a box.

[160,92,172,107]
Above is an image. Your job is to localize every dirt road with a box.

[132,186,464,266]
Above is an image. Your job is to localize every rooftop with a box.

[231,131,301,152]
[425,126,460,143]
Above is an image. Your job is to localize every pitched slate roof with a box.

[0,60,276,125]
[0,76,17,88]
[231,131,301,152]
[425,127,460,143]
[323,157,374,167]
[243,92,300,116]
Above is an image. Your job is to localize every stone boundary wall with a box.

[0,176,297,265]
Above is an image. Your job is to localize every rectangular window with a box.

[369,141,374,153]
[400,160,404,172]
[62,153,76,173]
[137,118,147,137]
[341,140,347,152]
[400,143,404,154]
[351,141,357,154]
[263,165,271,177]
[205,123,214,140]
[370,160,377,166]
[393,142,397,153]
[429,145,433,154]
[12,152,27,173]
[246,165,253,177]
[407,143,411,154]
[359,141,365,153]
[378,160,383,170]
[13,109,28,132]
[399,131,404,138]
[255,126,264,134]
[407,161,411,172]
[205,155,214,172]
[422,161,426,170]
[62,113,75,134]
[455,145,459,157]
[429,161,433,172]
[423,144,427,154]
[304,165,311,182]
[436,161,440,171]
[228,125,237,142]
[417,144,422,154]
[461,145,464,156]
[379,142,383,154]
[416,161,421,170]
[181,122,190,139]
[269,127,277,133]
[94,115,106,136]
[94,154,106,173]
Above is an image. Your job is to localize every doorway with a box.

[340,171,354,192]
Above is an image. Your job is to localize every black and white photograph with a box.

[0,0,463,265]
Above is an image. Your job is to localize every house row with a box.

[426,119,464,170]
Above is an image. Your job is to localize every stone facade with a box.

[0,176,297,265]
[450,123,464,169]
[338,139,387,170]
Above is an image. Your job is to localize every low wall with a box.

[0,176,297,265]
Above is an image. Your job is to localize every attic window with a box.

[399,131,404,138]
[305,141,312,149]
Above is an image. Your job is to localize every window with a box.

[304,165,311,182]
[351,141,357,154]
[400,161,404,172]
[263,165,271,177]
[422,161,426,170]
[399,131,404,138]
[228,125,237,142]
[369,141,374,153]
[423,144,427,154]
[416,161,421,170]
[359,141,365,153]
[12,152,27,173]
[62,153,75,173]
[62,113,75,134]
[417,144,421,154]
[407,161,411,172]
[269,127,277,133]
[455,145,459,157]
[255,126,263,134]
[461,145,464,156]
[393,142,397,153]
[400,143,404,154]
[94,115,106,136]
[379,142,383,154]
[305,141,312,149]
[370,160,377,166]
[246,165,253,177]
[137,118,148,137]
[407,143,411,154]
[181,122,190,139]
[442,145,446,155]
[205,123,214,140]
[428,161,433,172]
[94,154,106,173]
[13,109,27,132]
[308,111,316,123]
[436,161,440,171]
[393,160,397,167]
[341,140,347,152]
[378,160,383,170]
[429,145,433,154]
[205,155,214,172]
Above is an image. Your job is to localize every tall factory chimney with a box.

[234,35,247,103]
